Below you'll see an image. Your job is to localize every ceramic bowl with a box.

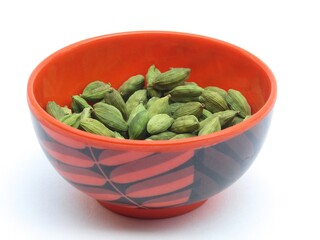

[27,31,276,219]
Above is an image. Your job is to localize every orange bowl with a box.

[27,31,276,219]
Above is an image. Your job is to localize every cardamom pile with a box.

[45,65,252,140]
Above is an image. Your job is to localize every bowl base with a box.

[97,200,207,219]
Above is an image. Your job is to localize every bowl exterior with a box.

[31,109,272,217]
[28,31,277,218]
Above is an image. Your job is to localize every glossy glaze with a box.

[27,31,277,218]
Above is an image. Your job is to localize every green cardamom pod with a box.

[170,115,199,133]
[217,110,238,128]
[114,131,125,139]
[198,116,221,136]
[167,85,203,99]
[168,102,184,117]
[173,102,204,119]
[127,102,146,125]
[185,82,199,86]
[226,114,251,127]
[146,131,177,140]
[118,75,145,100]
[199,89,229,113]
[104,87,128,120]
[93,102,128,131]
[204,86,228,99]
[152,68,191,91]
[79,107,92,121]
[147,95,170,117]
[60,113,81,128]
[226,116,244,127]
[202,109,213,119]
[147,86,163,98]
[146,64,161,86]
[126,89,148,115]
[146,97,160,109]
[197,108,213,122]
[61,106,72,115]
[170,133,197,140]
[128,110,150,140]
[80,80,110,101]
[71,95,91,113]
[46,101,67,120]
[146,65,163,98]
[199,110,238,130]
[226,89,251,118]
[199,112,217,129]
[147,114,174,135]
[170,96,200,103]
[79,118,115,137]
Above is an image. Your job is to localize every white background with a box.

[1,0,319,239]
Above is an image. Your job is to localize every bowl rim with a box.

[27,31,277,151]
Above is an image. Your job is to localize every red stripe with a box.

[53,162,107,186]
[41,123,86,149]
[42,140,94,168]
[126,166,194,198]
[75,185,121,201]
[110,150,194,184]
[99,150,154,166]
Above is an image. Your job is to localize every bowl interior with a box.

[31,32,271,114]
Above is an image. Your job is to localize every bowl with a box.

[27,31,277,219]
